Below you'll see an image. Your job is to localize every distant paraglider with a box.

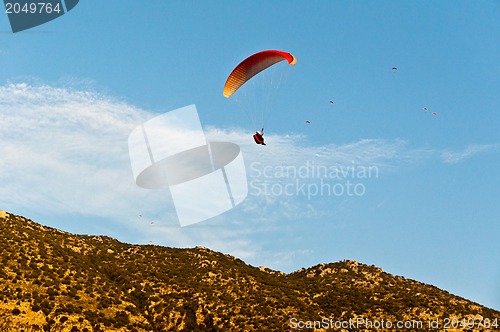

[305,120,311,124]
[421,107,438,117]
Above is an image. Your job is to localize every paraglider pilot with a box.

[253,128,266,145]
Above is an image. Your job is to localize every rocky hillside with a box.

[0,210,498,331]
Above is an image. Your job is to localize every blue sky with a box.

[1,1,499,310]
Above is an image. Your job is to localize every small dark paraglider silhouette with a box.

[329,100,334,104]
[253,129,266,145]
[305,120,311,124]
[391,67,398,71]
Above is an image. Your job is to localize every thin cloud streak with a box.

[441,144,500,164]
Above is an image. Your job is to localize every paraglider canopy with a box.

[223,50,297,98]
[222,49,297,132]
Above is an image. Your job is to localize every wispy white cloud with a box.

[205,128,413,221]
[441,144,500,164]
[0,83,158,221]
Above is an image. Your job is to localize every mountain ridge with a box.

[0,210,498,331]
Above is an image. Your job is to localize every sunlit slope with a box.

[0,211,498,331]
